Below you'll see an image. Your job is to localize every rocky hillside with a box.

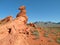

[0,6,60,45]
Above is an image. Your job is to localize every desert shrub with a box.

[48,39,54,42]
[56,30,60,33]
[31,30,39,36]
[33,37,39,40]
[30,30,40,40]
[56,38,60,44]
[52,32,57,34]
[51,31,57,35]
[44,33,49,37]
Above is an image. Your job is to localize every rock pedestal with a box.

[16,6,28,24]
[0,6,29,45]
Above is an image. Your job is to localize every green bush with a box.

[30,30,40,40]
[44,33,49,37]
[31,30,39,36]
[56,38,60,44]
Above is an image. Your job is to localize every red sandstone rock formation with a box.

[0,6,29,45]
[29,22,37,27]
[0,16,13,24]
[16,6,28,24]
[0,6,60,45]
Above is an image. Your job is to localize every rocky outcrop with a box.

[16,6,28,24]
[29,22,37,27]
[0,16,13,24]
[0,6,29,45]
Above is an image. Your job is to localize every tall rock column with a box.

[16,6,28,24]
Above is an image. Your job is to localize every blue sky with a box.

[0,0,60,23]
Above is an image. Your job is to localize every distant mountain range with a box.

[34,21,60,27]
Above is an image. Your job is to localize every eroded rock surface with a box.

[16,6,28,24]
[0,6,60,45]
[0,16,13,24]
[0,6,29,45]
